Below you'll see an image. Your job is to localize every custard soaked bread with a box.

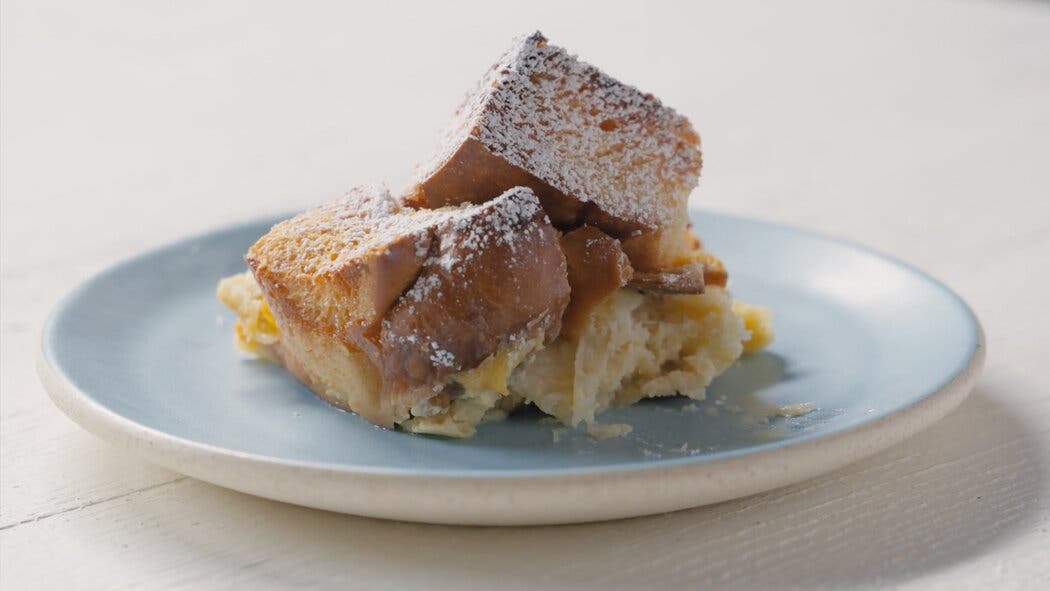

[222,185,569,430]
[218,32,772,437]
[403,32,702,272]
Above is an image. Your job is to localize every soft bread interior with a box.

[218,272,768,437]
[509,287,746,427]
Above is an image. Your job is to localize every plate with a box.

[38,210,984,525]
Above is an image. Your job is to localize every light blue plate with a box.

[39,211,984,525]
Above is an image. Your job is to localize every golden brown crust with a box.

[629,263,706,294]
[404,137,652,237]
[402,32,702,272]
[221,33,755,437]
[378,193,570,402]
[246,185,435,348]
[558,226,633,339]
[246,184,569,409]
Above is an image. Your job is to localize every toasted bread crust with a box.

[404,136,652,238]
[217,33,764,437]
[629,263,706,294]
[246,185,437,348]
[246,185,569,408]
[379,189,570,401]
[558,226,633,339]
[404,32,702,271]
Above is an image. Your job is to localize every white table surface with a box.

[2,0,1048,588]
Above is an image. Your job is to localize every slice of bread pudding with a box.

[217,32,772,437]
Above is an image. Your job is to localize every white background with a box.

[2,0,1048,588]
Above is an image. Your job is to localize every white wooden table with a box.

[3,1,1048,588]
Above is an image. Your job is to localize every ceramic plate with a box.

[38,210,984,525]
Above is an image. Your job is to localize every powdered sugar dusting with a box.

[405,272,440,302]
[415,31,701,229]
[429,342,456,368]
[250,182,568,405]
[267,185,453,278]
[266,185,544,280]
[381,187,553,377]
[444,186,543,253]
[249,184,549,356]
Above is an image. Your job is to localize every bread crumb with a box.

[587,423,633,440]
[733,300,775,353]
[773,402,815,418]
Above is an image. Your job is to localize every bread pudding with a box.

[217,32,772,437]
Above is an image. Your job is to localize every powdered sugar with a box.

[405,272,441,302]
[429,342,456,368]
[415,32,701,230]
[270,185,451,279]
[444,186,542,252]
[250,185,554,382]
[266,184,548,285]
[388,187,549,367]
[340,186,560,383]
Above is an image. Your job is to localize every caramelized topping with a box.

[378,189,570,400]
[558,226,633,339]
[248,185,571,406]
[629,263,705,294]
[403,31,702,272]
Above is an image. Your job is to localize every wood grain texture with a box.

[2,0,1048,588]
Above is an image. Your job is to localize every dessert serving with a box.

[217,32,773,437]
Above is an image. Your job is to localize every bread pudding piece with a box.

[403,31,702,272]
[218,193,770,437]
[217,32,774,437]
[510,288,745,427]
[524,225,747,427]
[220,184,569,433]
